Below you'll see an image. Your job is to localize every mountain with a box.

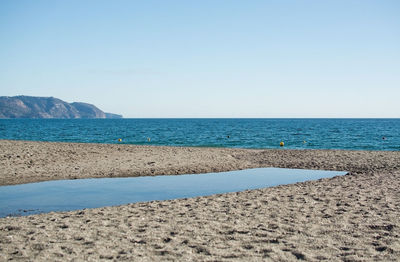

[104,112,123,119]
[0,96,122,119]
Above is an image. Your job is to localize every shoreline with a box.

[1,140,399,260]
[1,139,399,186]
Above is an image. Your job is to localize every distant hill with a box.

[0,96,122,119]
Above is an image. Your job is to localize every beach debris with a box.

[280,141,284,147]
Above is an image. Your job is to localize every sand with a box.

[0,140,399,261]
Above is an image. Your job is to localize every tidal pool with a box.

[0,168,347,217]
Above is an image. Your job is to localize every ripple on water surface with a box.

[0,118,399,150]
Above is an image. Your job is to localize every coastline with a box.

[1,140,399,260]
[1,140,399,186]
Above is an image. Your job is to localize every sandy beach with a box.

[0,140,399,261]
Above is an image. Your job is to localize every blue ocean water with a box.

[0,118,399,151]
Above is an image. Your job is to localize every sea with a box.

[0,118,399,151]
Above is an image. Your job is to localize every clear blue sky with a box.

[1,0,399,118]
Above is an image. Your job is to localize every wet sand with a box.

[1,140,399,261]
